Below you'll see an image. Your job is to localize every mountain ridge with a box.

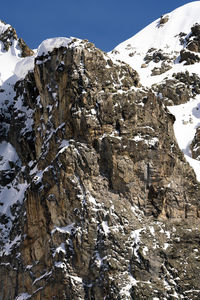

[1,2,200,299]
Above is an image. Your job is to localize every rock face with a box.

[2,4,200,300]
[0,21,33,56]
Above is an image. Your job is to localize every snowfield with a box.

[109,1,200,87]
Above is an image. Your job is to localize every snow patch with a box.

[0,141,20,170]
[51,223,76,235]
[53,243,66,257]
[102,221,110,236]
[58,140,70,154]
[168,96,200,181]
[37,37,73,57]
[119,274,137,297]
[55,261,66,269]
[15,293,31,300]
[130,229,143,261]
[0,235,21,256]
[14,56,35,79]
[33,271,52,285]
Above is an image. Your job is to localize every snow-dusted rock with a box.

[1,2,200,299]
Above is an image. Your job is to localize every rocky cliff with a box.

[1,2,200,300]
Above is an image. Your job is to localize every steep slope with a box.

[0,20,34,141]
[110,0,200,183]
[0,21,35,275]
[109,1,200,85]
[1,3,200,300]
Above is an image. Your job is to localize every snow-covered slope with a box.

[110,1,200,182]
[0,21,33,113]
[112,2,200,54]
[109,1,200,86]
[0,21,26,82]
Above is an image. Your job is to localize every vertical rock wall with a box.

[0,40,200,299]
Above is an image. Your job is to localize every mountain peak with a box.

[1,3,200,299]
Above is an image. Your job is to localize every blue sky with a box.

[0,0,194,51]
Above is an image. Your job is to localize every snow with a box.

[101,221,110,236]
[0,183,27,217]
[88,195,97,205]
[149,226,155,236]
[164,243,170,250]
[53,243,66,257]
[32,271,52,285]
[109,1,200,87]
[0,235,21,256]
[0,141,28,255]
[14,56,35,79]
[15,293,31,300]
[109,1,200,181]
[165,231,171,239]
[0,21,10,36]
[0,41,21,83]
[58,139,70,154]
[119,274,137,297]
[67,275,82,283]
[168,96,200,181]
[37,37,73,57]
[142,246,148,255]
[0,141,20,170]
[51,223,76,235]
[130,229,143,261]
[0,142,27,220]
[55,261,66,269]
[94,251,104,267]
[113,1,200,54]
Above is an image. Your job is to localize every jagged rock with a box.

[186,23,200,53]
[159,15,169,27]
[179,49,200,65]
[191,127,200,160]
[154,79,190,105]
[153,71,200,106]
[144,49,170,64]
[0,38,199,299]
[173,71,200,95]
[2,4,200,299]
[18,38,34,57]
[0,21,33,56]
[151,62,172,76]
[187,41,199,52]
[0,24,17,51]
[141,63,148,68]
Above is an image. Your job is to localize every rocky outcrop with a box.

[0,21,33,56]
[152,71,200,106]
[0,36,200,300]
[179,49,200,65]
[0,23,18,51]
[186,23,200,53]
[158,15,169,27]
[191,127,200,160]
[18,38,34,57]
[178,23,200,65]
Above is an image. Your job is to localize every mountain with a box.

[1,2,200,299]
[109,1,200,182]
